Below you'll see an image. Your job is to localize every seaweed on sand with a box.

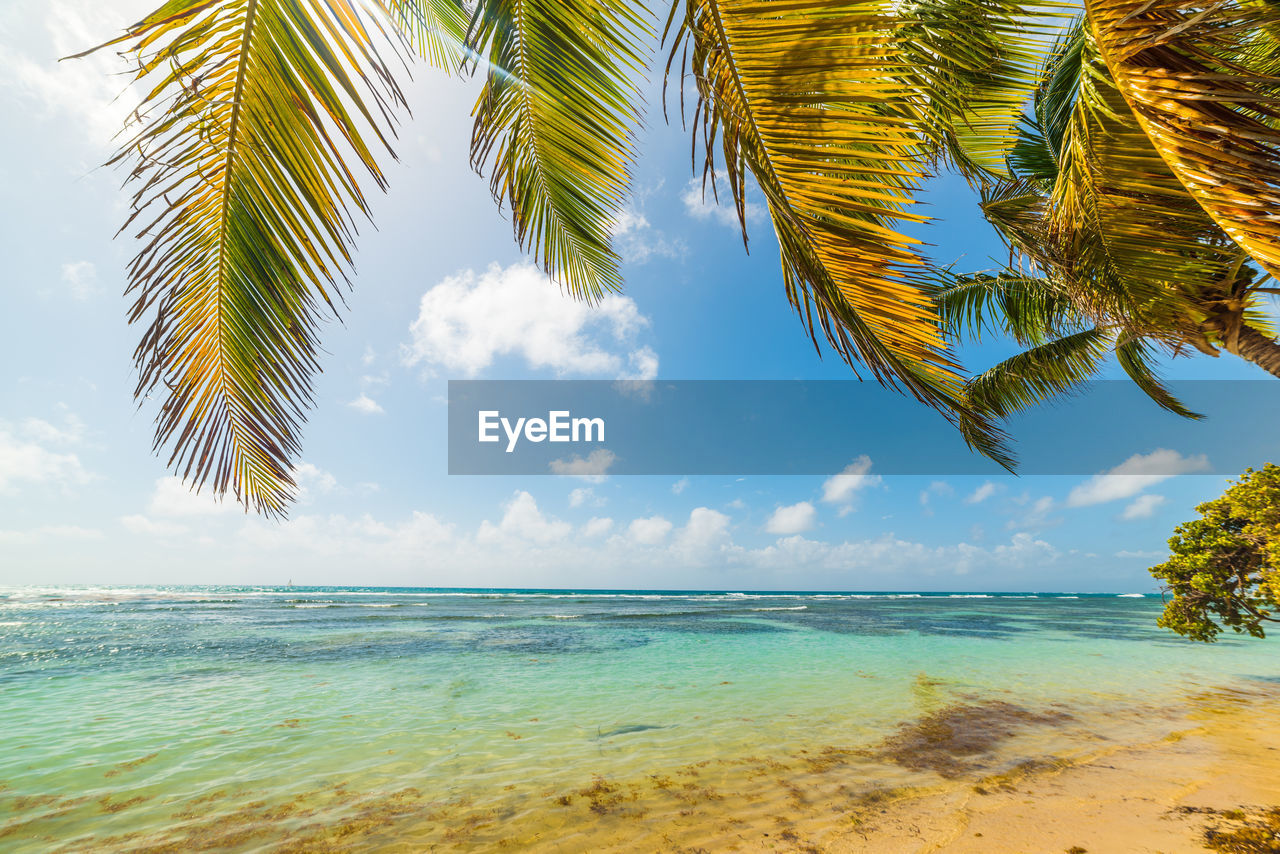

[1199,805,1280,853]
[875,701,1072,778]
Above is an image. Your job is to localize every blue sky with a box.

[0,0,1273,590]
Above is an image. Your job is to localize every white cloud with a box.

[765,501,816,535]
[478,491,570,545]
[671,478,689,495]
[581,517,614,538]
[347,393,385,416]
[147,476,237,518]
[0,427,91,493]
[20,415,85,445]
[239,510,453,561]
[821,456,880,514]
[403,263,658,380]
[965,481,1000,504]
[1116,549,1164,559]
[549,449,616,482]
[919,481,953,511]
[611,208,686,264]
[674,507,732,553]
[1121,494,1166,520]
[120,515,188,537]
[1067,449,1210,507]
[1006,495,1056,531]
[625,346,660,381]
[628,515,673,545]
[294,462,339,502]
[0,1,142,141]
[60,261,100,300]
[681,175,766,228]
[0,525,102,545]
[568,487,603,509]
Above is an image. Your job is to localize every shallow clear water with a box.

[1,587,1277,851]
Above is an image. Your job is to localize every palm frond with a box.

[1085,0,1280,280]
[966,327,1113,418]
[895,0,1058,179]
[1048,27,1238,324]
[387,0,468,70]
[1008,22,1086,187]
[467,0,653,301]
[664,0,1012,465]
[75,0,407,516]
[936,271,1083,346]
[1114,336,1202,419]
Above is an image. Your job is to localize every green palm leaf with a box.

[75,0,409,516]
[388,0,468,69]
[966,327,1113,418]
[936,272,1082,346]
[467,0,653,301]
[1114,336,1202,419]
[1086,0,1280,280]
[664,0,1028,466]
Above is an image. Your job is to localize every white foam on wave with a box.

[1117,593,1145,598]
[750,606,807,612]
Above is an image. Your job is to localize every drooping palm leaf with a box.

[74,0,408,516]
[388,0,469,70]
[936,272,1082,346]
[1085,0,1280,280]
[467,0,653,301]
[1114,336,1201,418]
[1048,24,1239,327]
[966,327,1113,418]
[897,0,1058,179]
[664,0,1020,465]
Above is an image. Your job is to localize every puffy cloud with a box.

[0,427,91,493]
[681,175,766,228]
[671,478,689,495]
[1121,494,1166,520]
[347,393,385,416]
[1067,449,1209,507]
[0,1,141,141]
[765,501,816,535]
[821,456,880,514]
[611,208,686,264]
[568,487,604,509]
[673,507,732,554]
[403,263,658,379]
[239,510,453,560]
[581,517,614,538]
[1116,549,1164,559]
[147,476,237,518]
[965,481,999,504]
[627,515,673,545]
[479,491,571,545]
[550,449,616,482]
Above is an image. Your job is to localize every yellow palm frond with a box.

[666,0,1036,462]
[387,0,468,70]
[74,0,409,516]
[1086,0,1280,279]
[467,0,653,301]
[1049,27,1240,327]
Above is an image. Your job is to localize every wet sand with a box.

[17,685,1280,852]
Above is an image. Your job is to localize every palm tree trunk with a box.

[1223,323,1280,378]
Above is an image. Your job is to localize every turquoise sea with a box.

[2,587,1277,851]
